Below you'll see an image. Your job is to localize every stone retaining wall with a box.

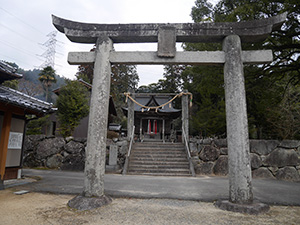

[189,138,300,182]
[23,135,128,171]
[23,135,300,182]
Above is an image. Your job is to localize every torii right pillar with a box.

[215,35,269,214]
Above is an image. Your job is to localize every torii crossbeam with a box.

[52,13,286,213]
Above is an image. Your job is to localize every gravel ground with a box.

[1,189,300,225]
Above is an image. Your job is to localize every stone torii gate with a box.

[52,13,286,212]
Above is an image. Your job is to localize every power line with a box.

[0,22,39,45]
[0,6,45,36]
[0,53,35,68]
[0,39,43,60]
[0,6,72,48]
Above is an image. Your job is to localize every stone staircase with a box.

[127,142,192,176]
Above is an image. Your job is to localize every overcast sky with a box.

[0,0,218,86]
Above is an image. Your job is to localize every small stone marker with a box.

[14,190,29,195]
[109,144,118,166]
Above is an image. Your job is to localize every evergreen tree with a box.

[56,80,89,137]
[185,0,300,139]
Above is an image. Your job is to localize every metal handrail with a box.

[182,128,195,177]
[122,125,135,175]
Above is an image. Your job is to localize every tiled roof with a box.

[122,94,181,118]
[134,95,181,113]
[0,85,54,115]
[0,61,23,83]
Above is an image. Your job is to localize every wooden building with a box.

[0,61,54,189]
[123,93,181,142]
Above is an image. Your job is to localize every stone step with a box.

[133,143,184,148]
[129,160,190,166]
[126,142,191,177]
[132,149,186,153]
[132,149,185,153]
[130,154,187,161]
[128,164,190,170]
[132,146,184,150]
[127,172,191,177]
[131,151,186,157]
[129,157,188,163]
[128,167,191,174]
[133,145,184,149]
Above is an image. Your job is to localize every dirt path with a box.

[1,188,300,225]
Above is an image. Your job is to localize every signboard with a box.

[8,132,23,149]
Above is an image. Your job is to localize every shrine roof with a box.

[0,85,54,116]
[0,61,23,84]
[134,95,180,113]
[123,94,181,115]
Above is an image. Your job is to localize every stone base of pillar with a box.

[214,199,270,215]
[105,165,120,172]
[68,195,112,211]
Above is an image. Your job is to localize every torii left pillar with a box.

[68,36,112,210]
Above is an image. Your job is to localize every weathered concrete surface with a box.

[108,144,118,166]
[127,91,134,141]
[158,26,176,57]
[215,200,270,215]
[52,13,286,44]
[68,195,112,211]
[223,35,253,204]
[68,50,273,65]
[83,37,113,198]
[181,91,189,142]
[68,52,96,65]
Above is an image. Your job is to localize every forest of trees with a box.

[139,0,299,140]
[2,0,299,139]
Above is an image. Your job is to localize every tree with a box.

[183,65,226,137]
[186,0,300,139]
[56,80,89,137]
[159,65,187,93]
[110,64,139,123]
[26,115,50,135]
[18,78,43,97]
[2,80,19,90]
[1,61,19,90]
[38,66,57,102]
[136,83,161,93]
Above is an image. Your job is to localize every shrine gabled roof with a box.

[123,94,181,114]
[0,85,54,115]
[134,95,181,113]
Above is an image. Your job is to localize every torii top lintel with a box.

[52,13,286,44]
